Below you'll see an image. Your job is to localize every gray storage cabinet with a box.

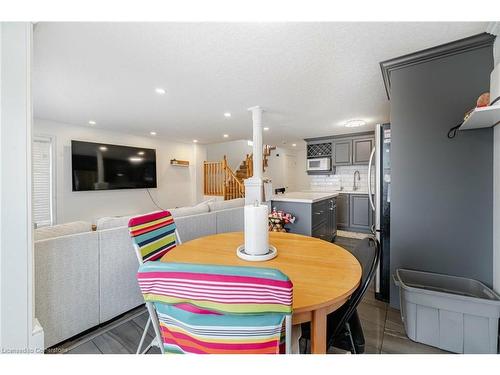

[306,132,375,169]
[394,269,500,353]
[349,194,373,231]
[353,137,374,164]
[336,193,350,229]
[333,140,352,166]
[271,198,337,242]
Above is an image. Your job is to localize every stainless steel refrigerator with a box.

[368,123,391,302]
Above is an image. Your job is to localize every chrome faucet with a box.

[353,170,360,191]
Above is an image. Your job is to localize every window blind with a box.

[33,137,54,228]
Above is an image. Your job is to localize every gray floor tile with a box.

[146,346,162,354]
[381,331,449,354]
[361,291,388,310]
[131,311,156,338]
[386,307,403,325]
[363,344,381,354]
[93,320,150,354]
[66,340,102,354]
[360,318,385,351]
[93,333,131,354]
[357,302,387,327]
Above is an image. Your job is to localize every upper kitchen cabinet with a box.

[305,132,375,171]
[332,132,375,166]
[332,139,352,166]
[353,137,374,164]
[306,140,332,158]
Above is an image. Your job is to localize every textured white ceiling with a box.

[33,22,488,146]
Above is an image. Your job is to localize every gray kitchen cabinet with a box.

[353,137,374,164]
[349,194,373,232]
[327,199,337,240]
[271,197,337,242]
[333,140,352,166]
[305,132,375,172]
[336,193,350,229]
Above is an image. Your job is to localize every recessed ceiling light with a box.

[224,112,231,118]
[263,127,269,131]
[137,151,145,155]
[193,139,198,143]
[292,143,297,147]
[150,131,157,136]
[223,134,229,138]
[344,119,366,128]
[99,146,108,151]
[155,88,166,95]
[88,120,96,126]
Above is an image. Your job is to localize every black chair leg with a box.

[345,322,357,354]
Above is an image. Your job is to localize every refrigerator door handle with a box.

[367,147,376,211]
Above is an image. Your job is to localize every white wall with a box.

[205,140,300,191]
[262,147,298,191]
[206,139,252,170]
[1,22,43,352]
[34,119,205,224]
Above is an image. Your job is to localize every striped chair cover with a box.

[128,211,177,263]
[136,262,293,354]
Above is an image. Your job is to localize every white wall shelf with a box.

[459,105,500,130]
[170,159,190,167]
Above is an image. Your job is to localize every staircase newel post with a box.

[223,156,227,200]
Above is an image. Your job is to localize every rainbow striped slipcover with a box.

[128,211,177,262]
[136,262,293,354]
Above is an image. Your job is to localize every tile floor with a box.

[50,235,448,355]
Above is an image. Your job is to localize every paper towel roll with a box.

[244,204,269,255]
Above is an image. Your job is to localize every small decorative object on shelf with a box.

[170,159,189,167]
[268,207,296,232]
[448,91,500,138]
[476,92,490,108]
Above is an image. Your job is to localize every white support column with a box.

[249,106,263,180]
[245,106,264,205]
[0,22,44,353]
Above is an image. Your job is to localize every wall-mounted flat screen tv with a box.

[71,140,157,191]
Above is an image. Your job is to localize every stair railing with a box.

[223,156,245,200]
[203,156,245,200]
[245,154,253,178]
[203,160,225,196]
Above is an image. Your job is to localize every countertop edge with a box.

[271,193,339,204]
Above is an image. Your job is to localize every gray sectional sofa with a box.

[34,199,244,348]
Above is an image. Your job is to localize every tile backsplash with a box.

[309,165,375,193]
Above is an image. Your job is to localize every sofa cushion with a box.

[35,231,99,347]
[208,198,245,212]
[98,227,144,323]
[175,211,217,243]
[35,221,92,241]
[215,207,244,234]
[169,202,209,218]
[96,215,134,230]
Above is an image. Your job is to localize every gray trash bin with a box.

[393,269,500,353]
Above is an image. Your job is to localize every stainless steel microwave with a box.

[306,157,331,171]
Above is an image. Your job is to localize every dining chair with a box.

[136,261,294,354]
[128,210,182,354]
[300,236,380,354]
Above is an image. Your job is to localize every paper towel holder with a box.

[236,244,278,262]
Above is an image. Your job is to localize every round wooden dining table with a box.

[160,231,361,354]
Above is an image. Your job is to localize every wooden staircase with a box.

[204,145,275,200]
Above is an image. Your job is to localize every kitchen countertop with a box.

[271,191,339,204]
[306,189,371,195]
